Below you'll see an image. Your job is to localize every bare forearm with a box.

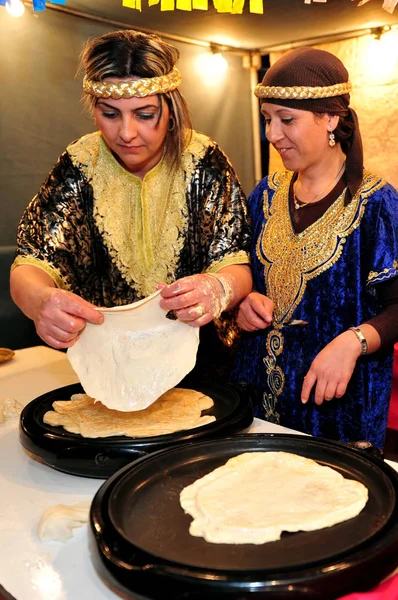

[10,265,103,349]
[216,265,252,311]
[301,323,383,405]
[10,265,56,321]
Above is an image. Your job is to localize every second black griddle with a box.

[89,434,398,599]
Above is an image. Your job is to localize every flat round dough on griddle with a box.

[43,388,215,438]
[180,451,368,545]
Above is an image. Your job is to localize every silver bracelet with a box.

[349,327,368,355]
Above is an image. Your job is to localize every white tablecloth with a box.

[0,347,396,600]
[0,346,79,407]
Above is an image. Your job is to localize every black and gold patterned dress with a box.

[13,130,250,307]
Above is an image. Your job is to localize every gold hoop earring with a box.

[168,116,175,132]
[329,131,336,147]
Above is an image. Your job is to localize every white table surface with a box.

[0,347,396,600]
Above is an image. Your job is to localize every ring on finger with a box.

[195,304,204,318]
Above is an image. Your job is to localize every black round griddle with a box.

[19,378,253,478]
[89,434,398,599]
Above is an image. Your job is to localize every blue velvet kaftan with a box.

[233,170,398,448]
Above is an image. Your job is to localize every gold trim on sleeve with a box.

[368,260,398,284]
[206,251,250,274]
[11,256,69,290]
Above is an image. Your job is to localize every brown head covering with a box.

[255,47,363,200]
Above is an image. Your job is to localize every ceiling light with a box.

[5,0,25,17]
[365,29,398,78]
[195,47,228,84]
[210,53,228,74]
[371,25,392,39]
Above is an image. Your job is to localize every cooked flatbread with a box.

[0,348,14,363]
[43,388,215,438]
[180,451,368,545]
[67,290,200,412]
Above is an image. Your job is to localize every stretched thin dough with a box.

[67,291,199,411]
[180,451,369,545]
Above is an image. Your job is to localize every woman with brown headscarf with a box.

[233,47,398,448]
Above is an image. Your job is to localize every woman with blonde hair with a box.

[11,30,251,372]
[233,47,398,448]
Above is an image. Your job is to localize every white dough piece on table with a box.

[67,290,200,412]
[0,397,24,424]
[37,501,91,543]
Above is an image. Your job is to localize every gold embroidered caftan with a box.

[233,170,398,448]
[13,131,250,307]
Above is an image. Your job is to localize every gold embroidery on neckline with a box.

[257,170,384,324]
[68,131,211,297]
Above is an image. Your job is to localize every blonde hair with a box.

[78,30,192,166]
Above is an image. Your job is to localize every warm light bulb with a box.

[5,0,25,17]
[210,53,228,74]
[195,51,228,84]
[364,31,398,79]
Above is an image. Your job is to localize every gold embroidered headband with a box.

[83,66,182,99]
[254,81,352,100]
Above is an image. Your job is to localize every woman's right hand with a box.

[236,292,274,331]
[33,287,104,349]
